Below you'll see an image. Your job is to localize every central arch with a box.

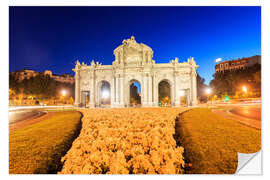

[127,79,141,107]
[98,80,111,107]
[158,79,172,107]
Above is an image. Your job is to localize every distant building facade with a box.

[215,55,261,73]
[10,69,75,84]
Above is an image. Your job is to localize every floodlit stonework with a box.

[73,36,198,107]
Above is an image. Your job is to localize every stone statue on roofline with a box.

[170,57,179,64]
[122,36,141,50]
[91,60,95,66]
[188,57,196,66]
[75,60,81,69]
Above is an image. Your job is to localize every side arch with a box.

[96,80,111,107]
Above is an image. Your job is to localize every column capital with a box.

[174,71,180,76]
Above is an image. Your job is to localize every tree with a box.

[197,73,207,98]
[9,72,75,105]
[210,63,261,98]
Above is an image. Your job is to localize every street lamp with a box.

[61,90,67,105]
[61,90,66,97]
[101,90,110,106]
[102,90,109,99]
[206,88,211,95]
[205,88,212,104]
[179,90,185,97]
[242,86,247,93]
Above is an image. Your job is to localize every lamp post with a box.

[205,88,212,104]
[242,86,248,98]
[61,90,66,104]
[242,86,247,93]
[61,90,66,97]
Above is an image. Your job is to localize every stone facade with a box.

[10,69,75,84]
[73,36,198,107]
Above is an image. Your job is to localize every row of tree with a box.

[9,74,75,105]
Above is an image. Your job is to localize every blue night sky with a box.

[9,6,261,84]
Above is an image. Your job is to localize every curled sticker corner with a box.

[236,150,262,175]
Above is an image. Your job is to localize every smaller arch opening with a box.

[179,89,188,107]
[99,81,111,107]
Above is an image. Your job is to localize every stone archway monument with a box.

[73,36,198,107]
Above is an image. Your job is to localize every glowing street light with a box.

[205,88,212,104]
[61,90,66,97]
[242,86,247,93]
[102,90,109,99]
[206,88,212,95]
[179,90,185,97]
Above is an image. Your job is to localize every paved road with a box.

[9,110,46,124]
[229,106,261,120]
[211,104,261,129]
[9,106,74,125]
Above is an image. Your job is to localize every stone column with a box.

[118,74,125,107]
[115,75,119,105]
[110,77,115,107]
[174,72,180,107]
[74,70,80,107]
[148,74,152,106]
[142,73,148,107]
[119,74,124,107]
[89,74,95,108]
[152,74,158,106]
[191,70,197,106]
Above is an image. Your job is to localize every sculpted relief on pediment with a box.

[180,76,191,83]
[113,36,154,66]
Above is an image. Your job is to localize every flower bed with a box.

[59,108,187,174]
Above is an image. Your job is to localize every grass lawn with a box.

[9,111,82,174]
[175,108,261,174]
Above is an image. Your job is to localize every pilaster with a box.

[115,74,120,106]
[89,72,95,108]
[119,74,124,107]
[152,73,158,107]
[142,72,148,107]
[148,74,152,105]
[74,70,81,107]
[174,71,180,107]
[110,77,115,108]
